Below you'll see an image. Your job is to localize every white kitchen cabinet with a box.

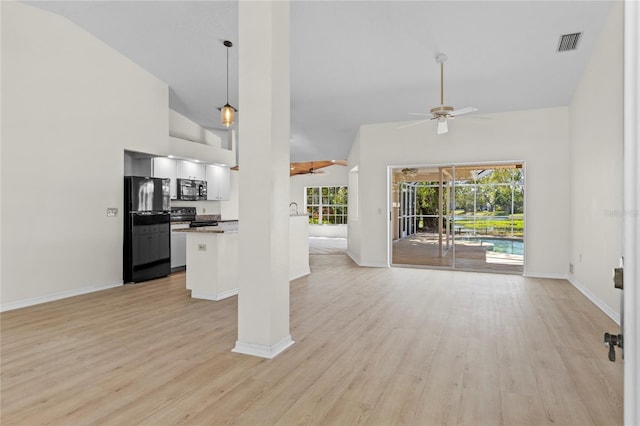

[152,157,177,199]
[217,166,230,200]
[177,160,205,181]
[206,164,231,200]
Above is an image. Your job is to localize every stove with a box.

[170,207,196,222]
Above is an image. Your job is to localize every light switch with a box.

[107,208,118,217]
[198,244,207,251]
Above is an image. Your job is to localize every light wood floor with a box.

[393,233,524,274]
[1,255,622,425]
[309,237,347,255]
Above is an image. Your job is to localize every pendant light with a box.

[218,40,237,127]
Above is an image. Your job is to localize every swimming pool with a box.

[463,238,524,256]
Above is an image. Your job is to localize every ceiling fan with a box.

[401,53,478,135]
[290,162,326,176]
[290,160,348,176]
[307,164,326,175]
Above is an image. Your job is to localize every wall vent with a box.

[557,32,582,52]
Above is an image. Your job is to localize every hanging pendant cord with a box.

[226,45,229,104]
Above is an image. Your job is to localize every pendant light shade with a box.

[220,103,236,127]
[218,40,237,127]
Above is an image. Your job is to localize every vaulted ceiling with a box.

[28,1,614,162]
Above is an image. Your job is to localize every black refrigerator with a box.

[123,176,171,283]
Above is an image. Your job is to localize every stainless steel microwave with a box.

[177,178,207,201]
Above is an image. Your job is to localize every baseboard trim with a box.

[191,288,238,301]
[346,250,360,265]
[346,251,387,268]
[523,272,568,280]
[568,274,620,325]
[0,280,123,312]
[358,261,388,268]
[232,335,295,359]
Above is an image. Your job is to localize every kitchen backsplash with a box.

[171,199,221,215]
[196,214,221,221]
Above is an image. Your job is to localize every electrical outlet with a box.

[198,244,207,251]
[106,208,118,217]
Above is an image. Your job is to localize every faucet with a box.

[289,202,298,215]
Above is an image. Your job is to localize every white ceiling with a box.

[28,1,614,162]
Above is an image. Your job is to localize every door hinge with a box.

[613,267,623,289]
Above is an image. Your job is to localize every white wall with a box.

[169,109,222,148]
[349,107,571,274]
[1,2,169,308]
[289,164,348,237]
[568,2,623,321]
[347,130,362,262]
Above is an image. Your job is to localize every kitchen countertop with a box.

[173,222,238,234]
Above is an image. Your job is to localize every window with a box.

[306,186,348,225]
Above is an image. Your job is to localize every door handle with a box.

[604,332,623,362]
[604,265,623,362]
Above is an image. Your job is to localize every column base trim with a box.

[191,288,238,301]
[232,335,295,359]
[289,269,311,281]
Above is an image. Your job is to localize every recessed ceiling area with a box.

[27,1,614,161]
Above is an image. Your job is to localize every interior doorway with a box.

[391,163,525,274]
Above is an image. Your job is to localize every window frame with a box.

[305,186,348,225]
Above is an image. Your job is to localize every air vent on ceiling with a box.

[557,32,582,52]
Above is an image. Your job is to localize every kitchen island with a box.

[176,222,239,301]
[175,215,310,301]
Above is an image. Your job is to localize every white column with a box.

[233,0,293,359]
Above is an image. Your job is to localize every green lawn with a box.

[454,213,523,237]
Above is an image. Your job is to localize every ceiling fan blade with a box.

[408,112,431,116]
[399,119,429,129]
[437,119,448,135]
[450,106,478,116]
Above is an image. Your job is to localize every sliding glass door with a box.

[391,163,524,274]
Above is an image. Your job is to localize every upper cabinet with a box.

[206,165,231,201]
[176,160,205,181]
[152,157,229,201]
[152,157,178,199]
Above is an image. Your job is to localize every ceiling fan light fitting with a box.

[437,119,449,135]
